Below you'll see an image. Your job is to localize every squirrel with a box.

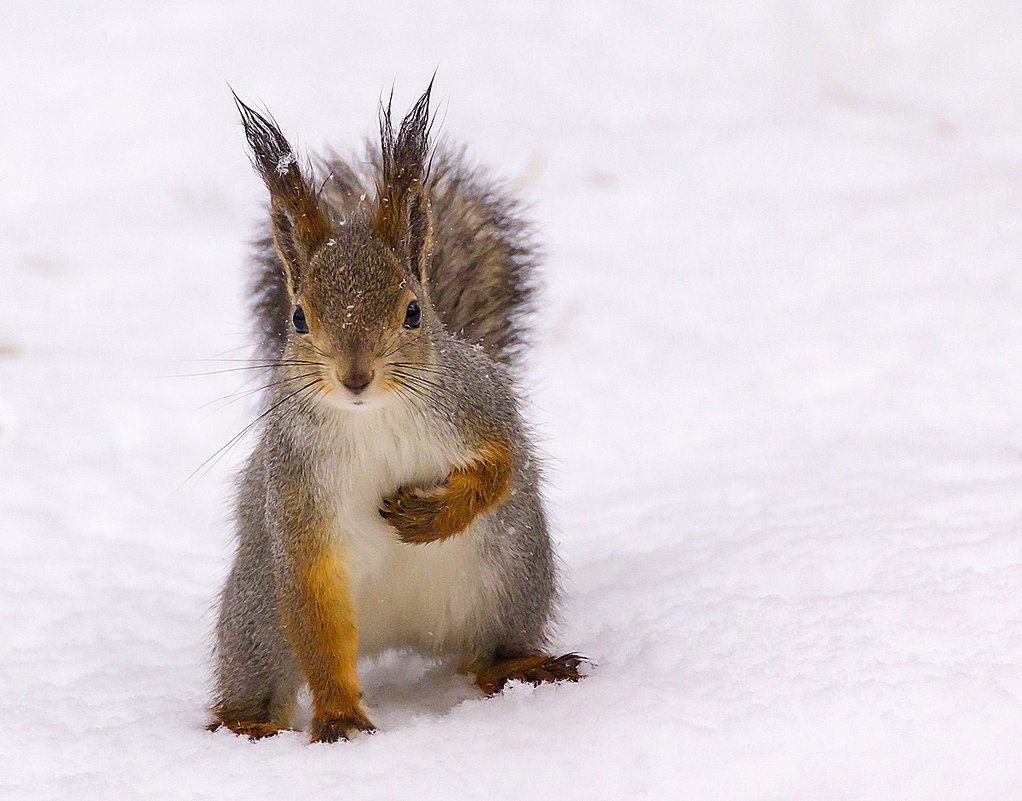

[208,82,585,743]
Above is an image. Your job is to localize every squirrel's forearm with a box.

[440,442,514,537]
[381,441,514,545]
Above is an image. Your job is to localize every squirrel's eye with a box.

[292,305,309,334]
[404,300,421,329]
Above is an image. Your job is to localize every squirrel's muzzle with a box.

[341,371,374,396]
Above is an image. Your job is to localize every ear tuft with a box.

[373,79,436,279]
[233,91,330,292]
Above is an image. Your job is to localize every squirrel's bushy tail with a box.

[414,145,539,369]
[249,85,539,372]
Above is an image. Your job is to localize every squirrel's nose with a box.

[342,371,374,395]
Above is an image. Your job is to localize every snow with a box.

[3,2,1022,798]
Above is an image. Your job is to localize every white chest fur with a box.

[315,402,497,656]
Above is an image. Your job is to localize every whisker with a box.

[389,375,450,408]
[306,341,333,362]
[389,371,457,417]
[389,367,446,387]
[389,367,449,393]
[380,333,425,360]
[184,357,327,366]
[198,371,322,412]
[295,383,329,419]
[179,377,323,490]
[170,362,325,378]
[388,362,450,376]
[392,383,431,421]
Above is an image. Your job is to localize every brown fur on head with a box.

[235,86,438,408]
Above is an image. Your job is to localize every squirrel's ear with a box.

[233,93,330,294]
[405,183,433,284]
[373,80,435,284]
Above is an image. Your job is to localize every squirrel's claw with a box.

[380,485,446,544]
[473,652,592,695]
[309,709,376,743]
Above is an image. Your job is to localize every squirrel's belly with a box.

[349,524,498,655]
[324,420,499,656]
[327,469,498,657]
[334,500,498,655]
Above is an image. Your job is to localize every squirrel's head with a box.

[235,85,437,410]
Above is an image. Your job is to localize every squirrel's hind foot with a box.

[207,718,288,740]
[472,652,591,695]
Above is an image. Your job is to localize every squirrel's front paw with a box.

[309,709,376,743]
[380,485,449,544]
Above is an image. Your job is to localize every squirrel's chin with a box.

[318,387,392,413]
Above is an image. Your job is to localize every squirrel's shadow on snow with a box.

[352,651,481,729]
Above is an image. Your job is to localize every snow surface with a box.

[3,2,1022,798]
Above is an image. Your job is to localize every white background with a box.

[2,2,1022,798]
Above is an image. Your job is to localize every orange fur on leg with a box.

[280,544,375,742]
